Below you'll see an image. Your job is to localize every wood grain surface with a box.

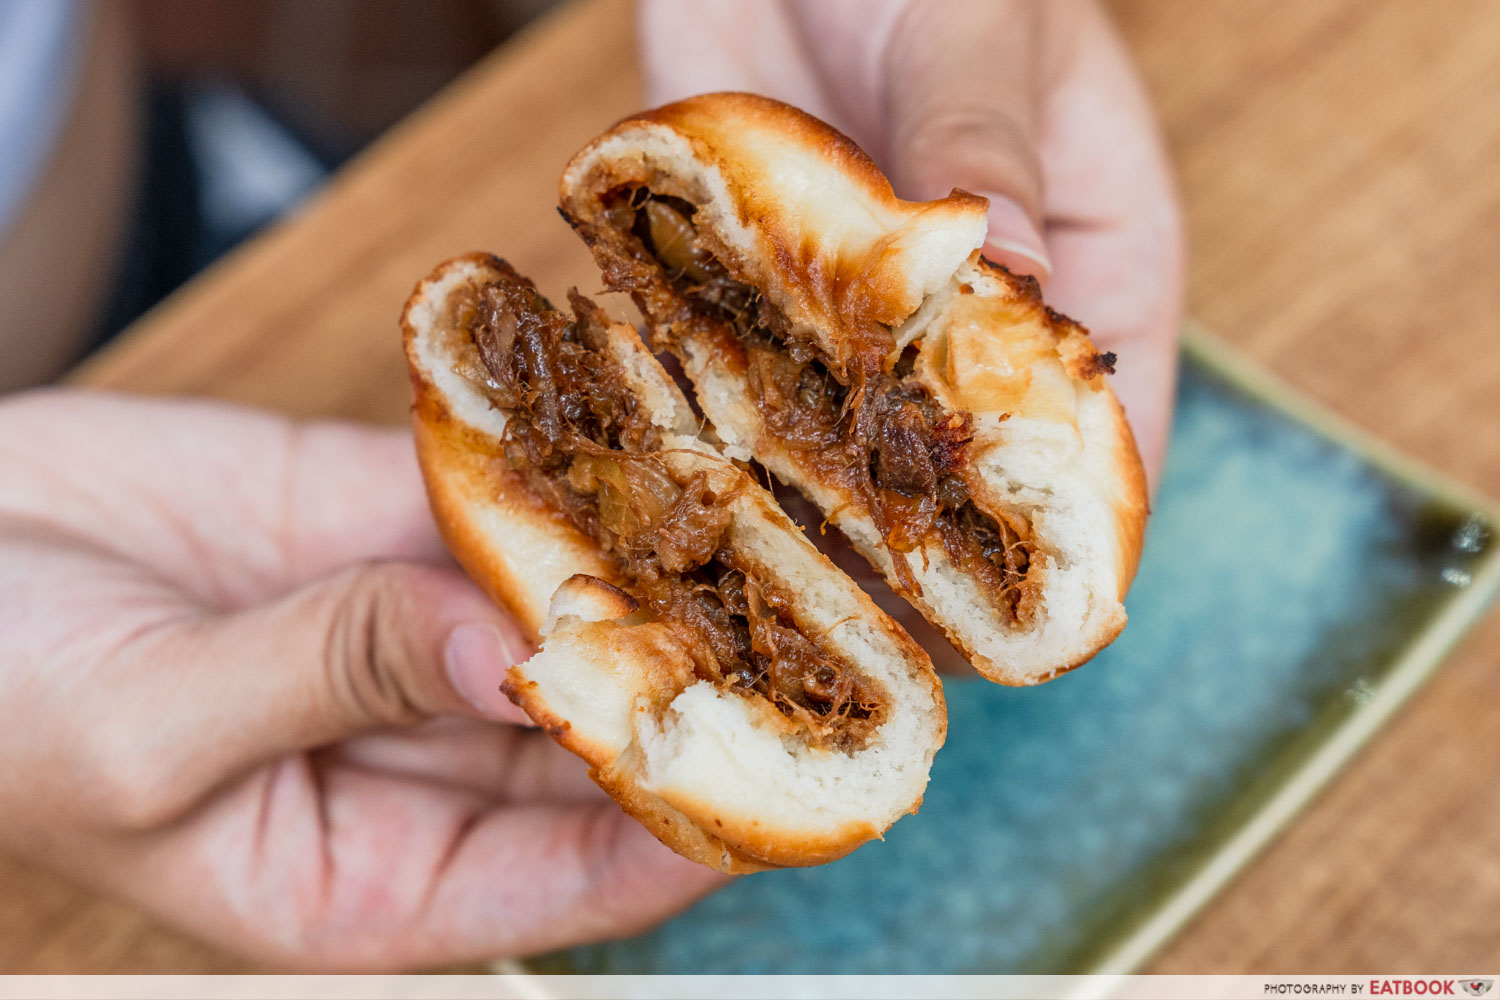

[5,0,1498,973]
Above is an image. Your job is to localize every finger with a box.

[887,0,1181,484]
[881,0,1054,279]
[1030,0,1184,485]
[638,0,834,120]
[0,393,454,604]
[92,560,537,824]
[420,801,729,965]
[274,420,456,587]
[642,0,1051,279]
[326,717,606,805]
[75,759,725,970]
[230,766,723,969]
[1046,223,1181,484]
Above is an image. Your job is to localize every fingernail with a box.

[444,623,520,717]
[979,194,1052,281]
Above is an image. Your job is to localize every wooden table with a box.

[6,0,1499,973]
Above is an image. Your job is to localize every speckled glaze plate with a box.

[520,327,1500,975]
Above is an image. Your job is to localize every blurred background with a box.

[0,0,553,391]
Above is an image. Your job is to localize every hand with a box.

[0,390,724,970]
[641,0,1184,484]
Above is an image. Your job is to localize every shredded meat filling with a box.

[453,261,880,745]
[595,189,1037,623]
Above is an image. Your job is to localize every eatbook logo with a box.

[1462,982,1494,998]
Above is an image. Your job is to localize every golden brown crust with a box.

[545,573,639,627]
[561,92,989,374]
[949,256,1123,406]
[1105,390,1149,600]
[627,91,984,225]
[655,786,881,870]
[498,626,777,875]
[591,765,777,875]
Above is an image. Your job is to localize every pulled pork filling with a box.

[452,261,880,745]
[594,189,1037,623]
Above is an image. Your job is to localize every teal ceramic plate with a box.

[524,328,1500,975]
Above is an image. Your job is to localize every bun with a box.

[402,253,945,871]
[559,92,1147,685]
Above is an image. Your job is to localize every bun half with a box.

[403,253,945,871]
[560,93,1147,685]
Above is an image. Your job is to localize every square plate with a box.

[525,328,1500,975]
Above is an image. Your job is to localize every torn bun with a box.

[402,253,945,872]
[559,92,1147,685]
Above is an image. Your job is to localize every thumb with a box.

[106,561,536,821]
[881,0,1054,279]
[215,560,538,737]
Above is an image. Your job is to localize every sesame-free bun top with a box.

[562,91,989,375]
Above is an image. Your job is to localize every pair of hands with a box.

[0,0,1181,970]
